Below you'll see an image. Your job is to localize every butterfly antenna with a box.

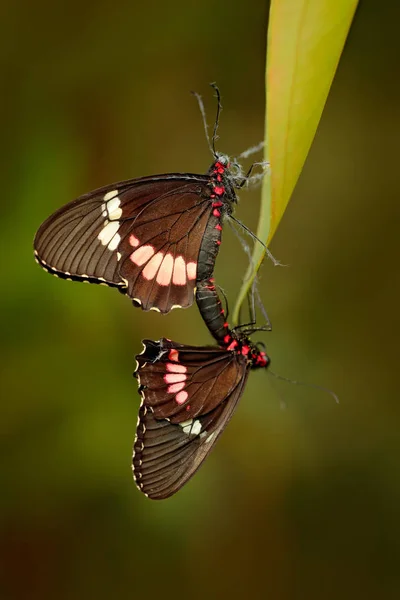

[237,161,270,189]
[253,278,272,331]
[210,82,222,157]
[247,287,256,326]
[235,141,265,161]
[229,214,284,268]
[268,369,340,405]
[191,90,213,156]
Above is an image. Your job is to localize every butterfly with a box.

[33,155,243,313]
[133,332,269,499]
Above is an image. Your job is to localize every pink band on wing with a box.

[129,234,140,247]
[130,245,155,266]
[172,256,187,286]
[156,253,174,286]
[186,262,197,280]
[164,373,186,384]
[142,252,164,280]
[166,363,187,373]
[175,390,188,405]
[167,382,186,394]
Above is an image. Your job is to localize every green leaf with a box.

[232,0,359,324]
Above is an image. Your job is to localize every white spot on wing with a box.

[104,190,118,201]
[106,196,122,220]
[107,232,120,251]
[98,221,120,247]
[180,418,201,436]
[191,420,202,436]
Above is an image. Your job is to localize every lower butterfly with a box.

[133,337,269,499]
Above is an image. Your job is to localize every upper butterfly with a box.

[33,154,242,313]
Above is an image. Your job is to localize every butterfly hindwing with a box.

[133,338,249,499]
[34,174,212,313]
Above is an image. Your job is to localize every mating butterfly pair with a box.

[34,90,270,499]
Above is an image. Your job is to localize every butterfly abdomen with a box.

[195,279,229,344]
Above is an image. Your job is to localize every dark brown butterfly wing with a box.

[133,339,249,499]
[34,174,211,313]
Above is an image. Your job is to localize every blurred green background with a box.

[1,1,399,598]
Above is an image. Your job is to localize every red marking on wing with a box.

[129,234,140,247]
[167,382,186,394]
[186,262,197,280]
[175,391,188,404]
[169,349,179,362]
[142,252,164,280]
[164,373,186,384]
[156,253,174,286]
[130,245,155,266]
[172,256,187,286]
[166,363,187,373]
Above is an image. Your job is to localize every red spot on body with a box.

[223,322,229,328]
[214,162,225,174]
[213,209,221,217]
[241,345,250,356]
[212,201,223,208]
[220,309,225,314]
[224,335,231,344]
[216,240,221,245]
[215,224,222,231]
[213,186,225,196]
[256,352,268,366]
[217,174,222,182]
[227,340,238,351]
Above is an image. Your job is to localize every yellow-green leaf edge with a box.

[233,0,359,323]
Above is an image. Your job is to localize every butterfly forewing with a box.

[136,339,244,421]
[133,338,249,499]
[34,174,212,313]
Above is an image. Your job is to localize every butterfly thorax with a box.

[221,329,270,369]
[206,154,239,216]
